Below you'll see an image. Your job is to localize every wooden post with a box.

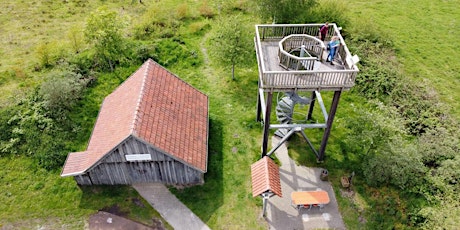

[256,88,262,122]
[307,91,316,120]
[318,91,341,161]
[261,92,273,158]
[261,192,271,217]
[262,196,268,217]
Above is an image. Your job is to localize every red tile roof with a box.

[251,156,282,197]
[61,59,208,177]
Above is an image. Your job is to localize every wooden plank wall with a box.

[75,136,204,186]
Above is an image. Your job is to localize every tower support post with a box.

[256,87,262,122]
[261,92,273,158]
[307,91,316,120]
[318,91,341,161]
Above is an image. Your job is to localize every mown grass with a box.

[1,0,458,229]
[0,0,148,105]
[345,0,460,119]
[0,156,169,229]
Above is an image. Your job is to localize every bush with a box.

[34,134,68,170]
[67,25,84,54]
[350,41,401,100]
[133,6,181,39]
[390,79,447,135]
[309,0,350,28]
[256,0,316,23]
[176,3,191,20]
[39,69,86,121]
[154,39,201,68]
[364,144,426,190]
[417,126,459,168]
[0,107,19,156]
[128,41,159,64]
[35,41,68,69]
[199,0,215,18]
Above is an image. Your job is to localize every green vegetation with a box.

[0,0,458,229]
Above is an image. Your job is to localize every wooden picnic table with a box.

[291,190,330,209]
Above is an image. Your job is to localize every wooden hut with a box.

[61,59,209,186]
[251,156,282,216]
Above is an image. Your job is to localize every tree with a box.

[209,14,252,80]
[256,0,316,24]
[84,6,128,71]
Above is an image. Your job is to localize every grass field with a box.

[346,0,460,118]
[0,0,458,229]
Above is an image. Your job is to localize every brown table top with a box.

[291,191,330,205]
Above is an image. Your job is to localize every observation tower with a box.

[254,23,360,161]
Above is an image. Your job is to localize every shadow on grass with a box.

[78,185,168,227]
[170,116,224,222]
[78,185,144,213]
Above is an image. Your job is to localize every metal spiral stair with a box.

[275,97,294,137]
[275,93,311,138]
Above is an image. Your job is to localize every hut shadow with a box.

[78,185,147,215]
[168,117,224,222]
[264,199,303,230]
[278,167,329,191]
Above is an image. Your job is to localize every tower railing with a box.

[255,24,359,92]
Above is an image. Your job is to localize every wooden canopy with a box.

[251,156,282,198]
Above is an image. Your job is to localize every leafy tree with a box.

[209,14,252,80]
[84,6,128,71]
[256,0,316,23]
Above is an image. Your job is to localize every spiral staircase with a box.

[275,92,311,138]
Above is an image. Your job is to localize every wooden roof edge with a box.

[251,156,283,198]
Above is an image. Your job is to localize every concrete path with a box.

[133,183,211,230]
[265,136,346,230]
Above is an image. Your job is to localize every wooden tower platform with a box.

[254,24,359,161]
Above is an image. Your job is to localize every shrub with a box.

[35,41,68,68]
[0,107,19,156]
[350,41,401,100]
[256,0,316,23]
[34,134,68,170]
[133,6,181,39]
[129,41,159,64]
[176,3,190,20]
[154,39,201,68]
[390,79,446,135]
[39,69,86,121]
[68,25,84,54]
[199,0,215,18]
[417,126,459,168]
[309,0,350,28]
[363,140,427,191]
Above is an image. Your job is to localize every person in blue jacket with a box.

[327,36,340,64]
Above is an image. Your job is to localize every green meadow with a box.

[0,0,458,229]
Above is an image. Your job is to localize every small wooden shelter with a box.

[251,156,282,216]
[61,59,209,186]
